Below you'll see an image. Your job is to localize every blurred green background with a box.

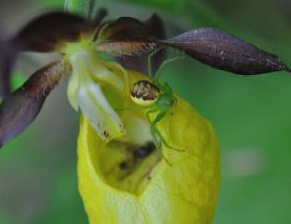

[0,0,291,223]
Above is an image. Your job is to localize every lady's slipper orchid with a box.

[0,3,291,224]
[0,9,290,148]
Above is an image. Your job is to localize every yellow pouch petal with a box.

[77,71,220,224]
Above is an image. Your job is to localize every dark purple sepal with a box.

[12,12,93,52]
[0,35,18,97]
[163,28,291,75]
[96,17,158,56]
[117,14,167,75]
[0,60,70,148]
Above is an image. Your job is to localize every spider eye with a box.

[130,80,160,106]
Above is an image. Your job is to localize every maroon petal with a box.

[12,12,93,52]
[0,60,70,148]
[162,28,291,75]
[92,8,108,28]
[97,17,148,42]
[96,17,158,56]
[117,14,167,75]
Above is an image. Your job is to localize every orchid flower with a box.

[0,2,291,224]
[0,7,290,149]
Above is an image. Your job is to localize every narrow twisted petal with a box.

[162,28,291,75]
[0,33,18,97]
[97,19,290,76]
[96,17,157,56]
[116,14,167,75]
[0,60,70,148]
[12,12,93,52]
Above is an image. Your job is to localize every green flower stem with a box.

[64,0,95,19]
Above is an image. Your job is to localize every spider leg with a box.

[148,110,166,150]
[154,56,184,80]
[152,110,184,151]
[148,110,184,165]
[145,109,171,165]
[147,47,164,78]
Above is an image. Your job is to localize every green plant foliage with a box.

[42,0,225,28]
[32,171,88,224]
[105,0,225,27]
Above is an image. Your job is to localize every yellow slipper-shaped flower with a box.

[77,71,220,224]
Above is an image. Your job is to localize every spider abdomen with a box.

[130,80,160,106]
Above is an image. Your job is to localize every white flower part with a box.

[91,60,124,92]
[67,71,80,111]
[76,81,125,142]
[68,51,91,111]
[101,60,129,94]
[67,49,127,142]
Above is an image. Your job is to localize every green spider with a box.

[120,52,183,160]
[130,79,177,151]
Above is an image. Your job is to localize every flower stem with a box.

[64,0,96,20]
